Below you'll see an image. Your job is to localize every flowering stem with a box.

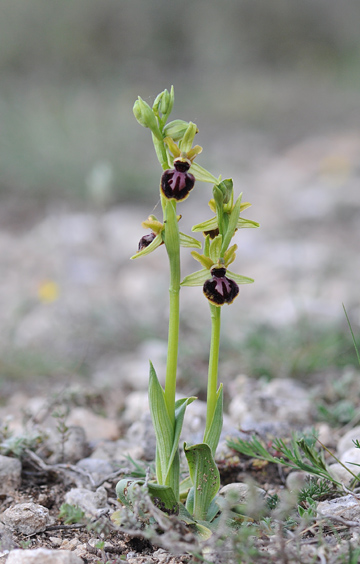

[205,303,221,440]
[163,199,180,428]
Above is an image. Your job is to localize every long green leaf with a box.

[165,396,196,484]
[184,442,220,521]
[148,362,173,485]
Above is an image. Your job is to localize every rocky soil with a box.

[0,131,360,562]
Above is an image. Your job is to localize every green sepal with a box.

[226,271,254,284]
[131,233,163,259]
[190,162,219,184]
[209,235,222,263]
[191,217,218,233]
[221,194,242,255]
[179,232,201,249]
[181,269,211,287]
[191,251,214,270]
[203,384,223,456]
[237,218,260,229]
[184,442,221,521]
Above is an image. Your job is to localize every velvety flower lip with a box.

[203,266,239,306]
[138,232,157,251]
[161,158,195,202]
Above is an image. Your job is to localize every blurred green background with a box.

[1,0,360,204]
[0,0,359,392]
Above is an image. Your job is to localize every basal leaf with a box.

[184,442,220,521]
[148,363,173,485]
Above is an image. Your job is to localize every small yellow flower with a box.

[38,280,59,303]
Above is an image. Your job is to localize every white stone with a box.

[228,375,311,426]
[317,494,360,522]
[6,548,83,563]
[64,486,108,517]
[67,408,119,441]
[337,426,360,457]
[0,455,21,493]
[328,463,354,487]
[286,471,308,492]
[48,425,88,464]
[1,503,53,535]
[219,482,266,505]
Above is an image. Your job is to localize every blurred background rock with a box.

[0,0,359,394]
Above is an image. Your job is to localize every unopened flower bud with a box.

[133,98,162,140]
[161,158,195,202]
[138,232,156,251]
[163,120,190,142]
[203,267,239,306]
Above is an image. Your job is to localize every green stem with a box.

[163,199,180,428]
[205,304,221,437]
[152,133,169,170]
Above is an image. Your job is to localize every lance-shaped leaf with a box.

[203,385,223,457]
[148,363,196,499]
[221,194,242,255]
[131,233,163,259]
[179,232,202,249]
[226,271,254,284]
[148,363,173,486]
[181,268,211,287]
[184,442,220,521]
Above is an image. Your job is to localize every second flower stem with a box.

[205,303,221,439]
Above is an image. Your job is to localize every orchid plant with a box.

[116,87,259,534]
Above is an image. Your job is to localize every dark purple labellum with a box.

[161,158,195,202]
[138,232,156,251]
[203,227,219,239]
[203,267,239,306]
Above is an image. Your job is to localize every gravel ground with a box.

[0,131,359,562]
